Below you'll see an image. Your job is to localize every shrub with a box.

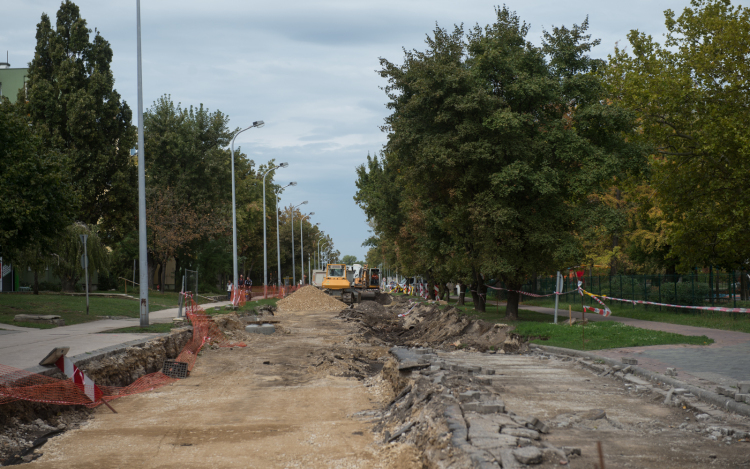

[661,282,711,306]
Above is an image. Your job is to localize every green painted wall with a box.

[0,68,28,103]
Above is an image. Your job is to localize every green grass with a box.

[518,296,750,334]
[0,291,220,329]
[236,297,279,314]
[513,321,713,350]
[103,323,178,334]
[392,292,713,350]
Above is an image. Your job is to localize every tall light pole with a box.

[136,0,148,326]
[320,239,330,270]
[262,162,288,297]
[275,182,296,289]
[316,234,326,270]
[230,121,264,292]
[300,212,314,285]
[290,201,308,285]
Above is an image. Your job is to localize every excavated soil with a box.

[16,307,419,469]
[276,285,347,312]
[340,298,522,353]
[8,299,750,468]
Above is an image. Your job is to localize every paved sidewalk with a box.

[516,303,750,390]
[0,301,231,371]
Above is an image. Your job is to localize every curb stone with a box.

[530,344,750,419]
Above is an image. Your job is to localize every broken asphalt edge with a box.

[23,332,177,377]
[530,344,750,419]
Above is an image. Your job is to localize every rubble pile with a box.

[341,299,521,353]
[277,286,347,312]
[372,347,579,468]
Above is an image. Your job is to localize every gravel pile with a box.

[277,286,347,312]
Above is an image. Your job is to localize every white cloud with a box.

[4,0,688,259]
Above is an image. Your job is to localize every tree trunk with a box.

[438,283,447,302]
[61,274,78,292]
[427,280,435,300]
[154,262,163,291]
[471,270,487,312]
[505,285,521,320]
[161,258,168,293]
[741,270,748,301]
[457,283,466,306]
[33,270,39,295]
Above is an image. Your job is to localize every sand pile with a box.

[276,286,347,312]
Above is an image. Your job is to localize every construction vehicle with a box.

[320,263,381,304]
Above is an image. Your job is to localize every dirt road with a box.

[27,307,416,469]
[16,299,750,468]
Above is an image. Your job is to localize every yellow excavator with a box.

[321,263,381,304]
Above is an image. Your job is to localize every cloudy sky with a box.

[3,0,688,260]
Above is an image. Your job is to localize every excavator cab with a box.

[368,268,380,289]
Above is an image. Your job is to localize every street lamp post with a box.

[290,201,308,286]
[136,0,148,326]
[316,234,326,270]
[230,121,264,292]
[320,239,330,270]
[262,162,288,297]
[300,212,314,285]
[275,182,296,289]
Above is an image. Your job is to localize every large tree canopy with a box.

[23,0,136,237]
[0,100,77,257]
[357,8,646,317]
[605,0,750,272]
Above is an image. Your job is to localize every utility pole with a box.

[136,0,148,326]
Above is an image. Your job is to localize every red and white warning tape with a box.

[585,291,750,314]
[484,284,577,298]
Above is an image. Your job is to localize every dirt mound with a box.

[372,292,393,305]
[341,301,517,352]
[276,285,347,312]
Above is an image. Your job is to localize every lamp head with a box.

[290,181,297,186]
[253,120,265,128]
[301,200,308,205]
[279,162,289,168]
[309,212,315,216]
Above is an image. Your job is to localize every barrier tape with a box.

[583,290,750,314]
[583,305,611,316]
[484,284,577,298]
[577,283,612,316]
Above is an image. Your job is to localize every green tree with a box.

[605,0,750,272]
[22,1,136,238]
[51,222,109,292]
[341,255,360,265]
[360,8,645,317]
[0,100,77,264]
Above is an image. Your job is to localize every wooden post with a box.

[568,305,572,325]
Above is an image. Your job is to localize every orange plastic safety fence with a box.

[0,297,245,408]
[230,286,247,307]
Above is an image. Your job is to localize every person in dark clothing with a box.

[244,277,252,300]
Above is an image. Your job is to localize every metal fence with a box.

[488,272,750,311]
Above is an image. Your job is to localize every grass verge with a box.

[0,291,220,329]
[519,297,750,334]
[392,293,713,350]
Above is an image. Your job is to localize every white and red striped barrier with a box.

[55,355,101,403]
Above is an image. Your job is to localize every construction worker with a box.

[244,276,252,300]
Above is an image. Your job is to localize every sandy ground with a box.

[14,300,750,468]
[26,308,416,469]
